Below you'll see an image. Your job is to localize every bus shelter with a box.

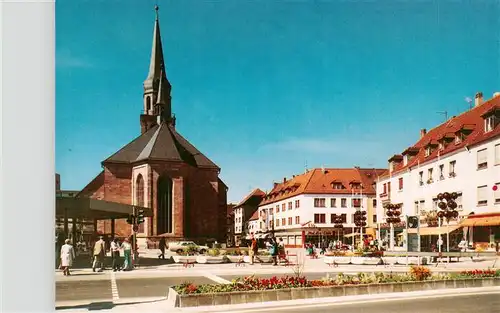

[56,196,152,245]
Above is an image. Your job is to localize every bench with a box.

[182,261,195,268]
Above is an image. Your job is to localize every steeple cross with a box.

[155,5,159,20]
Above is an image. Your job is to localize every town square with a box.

[52,1,499,312]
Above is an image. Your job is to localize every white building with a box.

[376,91,500,251]
[232,189,265,245]
[256,167,386,248]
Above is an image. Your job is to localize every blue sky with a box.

[56,0,499,203]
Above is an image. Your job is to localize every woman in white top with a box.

[122,238,133,271]
[60,239,76,276]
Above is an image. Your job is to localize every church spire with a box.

[144,5,168,87]
[141,5,173,133]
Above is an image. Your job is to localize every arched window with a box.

[146,96,151,113]
[157,175,173,234]
[136,174,145,233]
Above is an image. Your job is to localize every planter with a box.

[324,256,351,265]
[172,256,197,264]
[196,256,226,264]
[362,257,382,265]
[350,257,365,265]
[382,256,398,265]
[256,255,273,263]
[168,277,500,308]
[226,255,244,263]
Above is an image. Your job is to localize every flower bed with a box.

[173,267,500,295]
[168,268,500,307]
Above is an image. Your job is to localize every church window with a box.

[136,174,145,233]
[157,175,173,234]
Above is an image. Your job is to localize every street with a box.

[56,271,345,307]
[242,293,500,313]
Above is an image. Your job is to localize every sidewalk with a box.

[55,253,500,282]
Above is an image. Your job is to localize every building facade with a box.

[77,7,227,244]
[376,92,500,250]
[256,167,386,248]
[232,189,265,245]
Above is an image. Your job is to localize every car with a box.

[167,241,209,254]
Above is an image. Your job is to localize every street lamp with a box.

[384,203,402,251]
[437,192,459,253]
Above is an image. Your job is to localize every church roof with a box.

[103,121,219,169]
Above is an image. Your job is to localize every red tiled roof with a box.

[248,210,259,221]
[260,168,387,206]
[382,95,500,179]
[234,188,266,209]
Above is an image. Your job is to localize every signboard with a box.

[407,233,419,252]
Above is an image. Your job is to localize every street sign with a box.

[132,225,138,232]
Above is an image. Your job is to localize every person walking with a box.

[122,238,133,271]
[249,236,259,265]
[92,236,105,272]
[270,237,279,266]
[158,237,166,260]
[60,239,75,276]
[110,238,121,272]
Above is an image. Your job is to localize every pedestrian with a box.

[158,237,166,260]
[92,236,105,272]
[122,238,133,271]
[60,239,75,276]
[277,237,285,264]
[249,235,258,265]
[110,238,121,272]
[270,237,279,266]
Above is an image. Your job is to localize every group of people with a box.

[59,236,135,276]
[248,235,286,266]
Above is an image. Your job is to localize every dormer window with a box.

[425,146,431,157]
[438,141,444,151]
[485,115,497,133]
[350,183,361,189]
[481,107,499,133]
[331,182,344,190]
[455,133,463,144]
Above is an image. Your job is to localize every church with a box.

[78,6,228,243]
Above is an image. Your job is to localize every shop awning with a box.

[460,213,500,227]
[408,225,461,235]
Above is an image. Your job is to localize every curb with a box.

[173,286,500,312]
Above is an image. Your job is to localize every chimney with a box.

[273,182,278,188]
[493,92,500,98]
[283,177,286,183]
[475,92,484,107]
[420,128,427,138]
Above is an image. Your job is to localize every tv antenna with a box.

[465,97,473,110]
[437,111,448,122]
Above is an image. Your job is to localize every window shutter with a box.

[477,186,487,202]
[477,149,488,165]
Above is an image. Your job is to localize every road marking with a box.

[203,273,231,284]
[110,271,120,301]
[221,289,500,313]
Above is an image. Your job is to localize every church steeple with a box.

[141,5,173,133]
